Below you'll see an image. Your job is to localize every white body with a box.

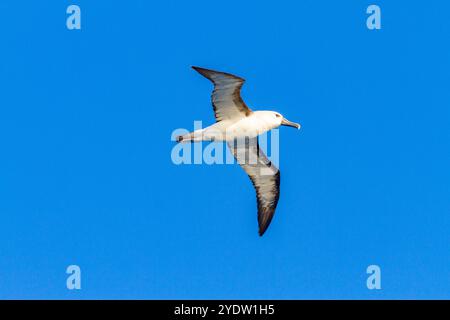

[187,111,283,142]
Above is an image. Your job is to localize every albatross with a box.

[177,66,301,236]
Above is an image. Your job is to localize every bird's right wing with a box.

[227,137,280,236]
[192,66,252,122]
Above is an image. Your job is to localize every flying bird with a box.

[177,66,301,236]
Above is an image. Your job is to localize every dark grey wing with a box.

[227,137,280,236]
[192,66,252,122]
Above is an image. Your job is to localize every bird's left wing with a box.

[192,66,252,122]
[227,137,280,236]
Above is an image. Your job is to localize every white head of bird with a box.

[253,110,301,131]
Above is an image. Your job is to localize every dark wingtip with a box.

[191,66,203,72]
[257,207,277,237]
[258,226,268,237]
[258,218,270,236]
[191,66,245,82]
[191,66,209,77]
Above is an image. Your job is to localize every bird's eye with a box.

[275,114,281,118]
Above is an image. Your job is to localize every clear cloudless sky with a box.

[0,0,449,299]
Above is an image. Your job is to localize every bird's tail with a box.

[176,129,204,143]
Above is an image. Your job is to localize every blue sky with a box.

[0,0,449,299]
